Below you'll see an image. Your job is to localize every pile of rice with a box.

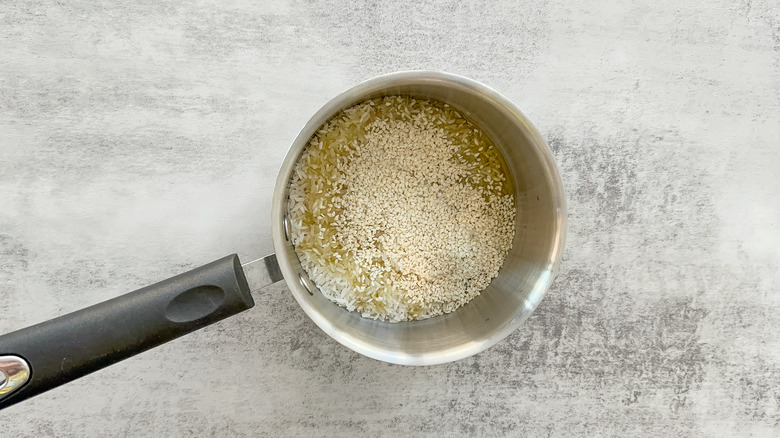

[287,96,515,322]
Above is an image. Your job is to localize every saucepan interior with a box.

[271,71,566,365]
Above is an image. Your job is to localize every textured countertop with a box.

[1,1,779,436]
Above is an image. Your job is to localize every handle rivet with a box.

[299,274,315,296]
[283,216,291,241]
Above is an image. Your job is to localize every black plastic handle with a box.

[0,254,254,410]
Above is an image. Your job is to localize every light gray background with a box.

[1,0,779,436]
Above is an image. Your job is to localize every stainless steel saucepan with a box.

[0,71,566,410]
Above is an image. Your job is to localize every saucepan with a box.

[0,71,566,410]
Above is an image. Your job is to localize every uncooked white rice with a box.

[287,96,515,322]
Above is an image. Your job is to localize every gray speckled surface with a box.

[1,0,779,436]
